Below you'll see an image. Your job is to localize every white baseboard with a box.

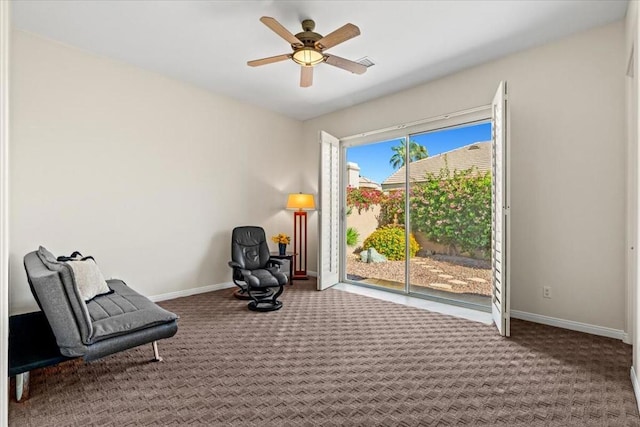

[511,310,626,340]
[150,271,316,302]
[149,282,235,302]
[631,366,640,413]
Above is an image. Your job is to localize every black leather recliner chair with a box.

[228,226,288,311]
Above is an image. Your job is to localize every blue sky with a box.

[346,122,492,184]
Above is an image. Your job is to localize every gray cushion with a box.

[87,279,178,343]
[36,246,58,265]
[36,246,93,344]
[245,268,287,288]
[24,252,86,356]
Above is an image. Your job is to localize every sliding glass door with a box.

[344,137,407,293]
[343,120,493,310]
[407,125,492,309]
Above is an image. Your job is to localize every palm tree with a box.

[389,139,428,169]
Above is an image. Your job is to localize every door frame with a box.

[0,1,10,423]
[626,33,637,346]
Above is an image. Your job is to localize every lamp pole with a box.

[286,193,315,280]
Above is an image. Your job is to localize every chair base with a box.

[248,300,283,312]
[233,287,273,300]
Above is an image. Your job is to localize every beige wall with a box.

[304,21,627,330]
[346,205,380,250]
[0,2,9,423]
[9,31,304,313]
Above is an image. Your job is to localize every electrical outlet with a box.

[543,286,552,299]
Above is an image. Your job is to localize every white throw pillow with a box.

[67,259,111,301]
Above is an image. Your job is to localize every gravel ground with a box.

[346,254,492,296]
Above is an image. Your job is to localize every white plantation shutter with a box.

[491,81,510,336]
[318,131,340,290]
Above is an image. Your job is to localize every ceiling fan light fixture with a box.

[292,47,325,66]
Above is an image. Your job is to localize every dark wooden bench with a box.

[8,311,75,401]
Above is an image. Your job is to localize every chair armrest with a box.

[268,258,284,266]
[229,261,252,278]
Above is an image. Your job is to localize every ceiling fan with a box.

[247,16,367,88]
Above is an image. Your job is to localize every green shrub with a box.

[362,225,419,261]
[411,167,491,257]
[377,165,491,258]
[346,227,359,247]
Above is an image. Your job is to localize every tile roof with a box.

[359,176,382,190]
[382,141,491,189]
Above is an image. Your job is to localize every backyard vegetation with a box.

[346,186,383,214]
[346,227,359,247]
[347,165,491,259]
[362,225,419,261]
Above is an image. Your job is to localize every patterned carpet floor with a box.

[8,280,640,426]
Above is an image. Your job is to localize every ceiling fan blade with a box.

[260,16,303,47]
[247,53,291,67]
[324,54,367,75]
[300,66,313,87]
[315,23,360,50]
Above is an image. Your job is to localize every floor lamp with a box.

[286,193,315,280]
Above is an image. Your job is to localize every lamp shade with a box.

[286,193,316,211]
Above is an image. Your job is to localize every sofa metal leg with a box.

[16,371,30,402]
[152,341,163,362]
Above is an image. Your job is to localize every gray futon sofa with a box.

[23,247,178,362]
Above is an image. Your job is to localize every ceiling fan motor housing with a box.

[294,20,323,49]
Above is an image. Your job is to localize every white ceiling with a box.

[11,0,629,121]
